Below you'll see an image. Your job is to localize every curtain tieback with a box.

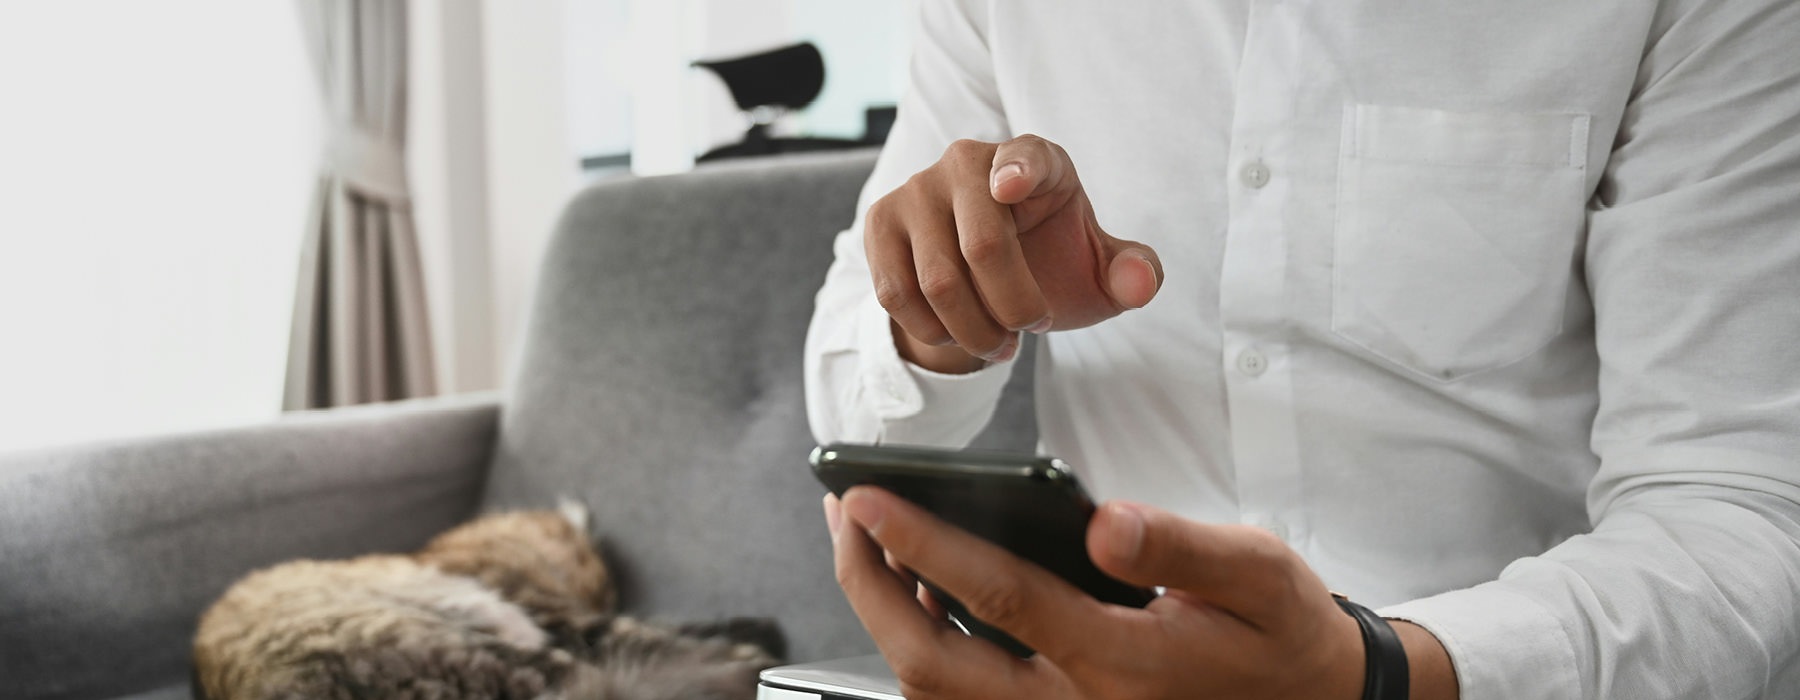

[324,126,409,202]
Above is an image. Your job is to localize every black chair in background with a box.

[693,42,895,162]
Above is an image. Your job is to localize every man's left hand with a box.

[826,487,1380,699]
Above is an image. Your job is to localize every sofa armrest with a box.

[0,392,501,700]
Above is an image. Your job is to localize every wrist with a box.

[1336,597,1409,700]
[1390,620,1459,700]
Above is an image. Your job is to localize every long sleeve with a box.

[1381,2,1800,697]
[804,0,1018,447]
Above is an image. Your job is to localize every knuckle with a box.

[1010,132,1048,151]
[1239,529,1291,566]
[943,138,984,160]
[942,139,997,175]
[965,577,1030,629]
[958,233,1011,268]
[901,168,937,196]
[872,277,914,315]
[890,653,948,696]
[917,269,963,305]
[1241,524,1285,550]
[1008,133,1061,166]
[832,556,861,592]
[1263,567,1304,607]
[1254,530,1296,565]
[1236,527,1306,600]
[864,199,894,234]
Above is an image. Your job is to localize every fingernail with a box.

[991,162,1024,190]
[1115,251,1157,309]
[983,339,1017,363]
[1125,250,1153,272]
[843,490,885,534]
[1025,317,1053,334]
[1104,503,1144,561]
[823,494,843,537]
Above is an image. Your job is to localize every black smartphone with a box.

[810,442,1157,657]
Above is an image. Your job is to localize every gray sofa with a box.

[0,150,1038,699]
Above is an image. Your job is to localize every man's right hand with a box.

[864,135,1163,374]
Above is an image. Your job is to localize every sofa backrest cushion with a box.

[481,150,1037,662]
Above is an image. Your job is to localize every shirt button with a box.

[1240,161,1271,189]
[1236,347,1268,377]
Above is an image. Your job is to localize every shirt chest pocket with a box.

[1332,104,1591,381]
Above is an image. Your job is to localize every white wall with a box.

[622,0,707,174]
[482,1,580,381]
[410,0,578,394]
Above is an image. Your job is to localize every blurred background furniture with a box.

[692,42,892,162]
[0,149,1038,700]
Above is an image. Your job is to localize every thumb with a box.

[1097,233,1163,310]
[1088,502,1304,622]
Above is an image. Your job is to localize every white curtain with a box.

[286,0,436,409]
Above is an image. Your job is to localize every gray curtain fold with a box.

[285,0,437,409]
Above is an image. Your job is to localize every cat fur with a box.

[191,504,781,700]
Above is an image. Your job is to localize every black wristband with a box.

[1336,596,1410,700]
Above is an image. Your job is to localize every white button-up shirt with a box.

[803,1,1800,697]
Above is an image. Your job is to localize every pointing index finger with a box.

[990,134,1071,205]
[952,188,1050,333]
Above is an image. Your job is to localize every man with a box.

[804,1,1800,698]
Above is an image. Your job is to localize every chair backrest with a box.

[481,150,1037,662]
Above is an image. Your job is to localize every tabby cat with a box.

[192,501,783,700]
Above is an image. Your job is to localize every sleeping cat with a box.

[192,501,783,700]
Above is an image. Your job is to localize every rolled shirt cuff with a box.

[853,295,1017,446]
[1379,583,1582,700]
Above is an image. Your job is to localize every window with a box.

[0,2,316,452]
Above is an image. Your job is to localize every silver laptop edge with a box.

[759,655,904,700]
